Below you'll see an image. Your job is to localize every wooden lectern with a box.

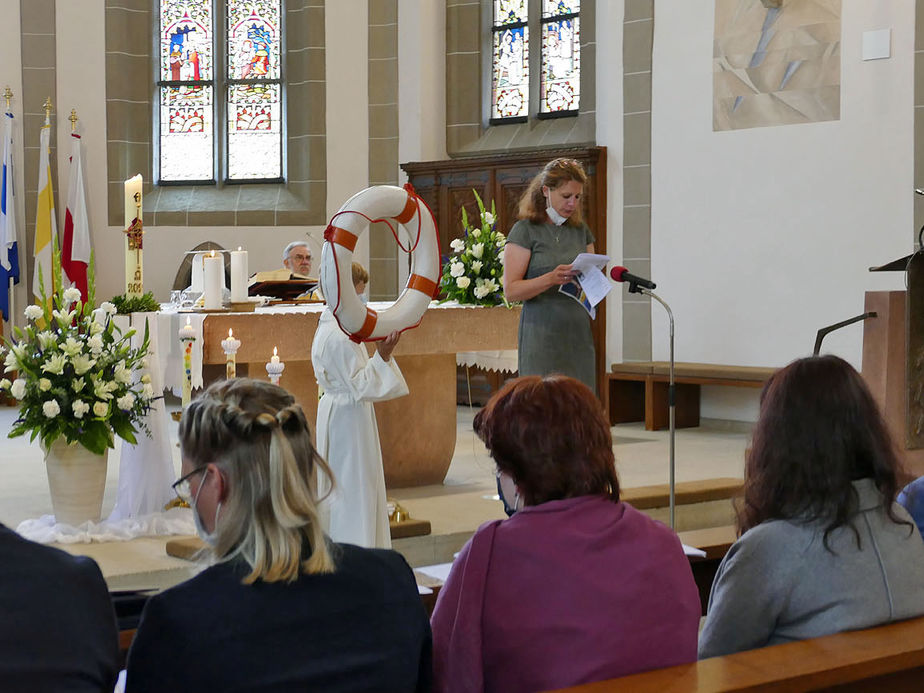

[863,252,924,476]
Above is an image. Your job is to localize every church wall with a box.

[649,0,913,420]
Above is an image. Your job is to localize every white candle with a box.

[191,252,206,293]
[271,346,280,364]
[230,248,248,302]
[179,316,196,407]
[203,251,223,310]
[221,328,242,379]
[266,346,285,385]
[124,174,143,297]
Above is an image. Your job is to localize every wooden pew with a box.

[606,362,774,430]
[547,614,924,691]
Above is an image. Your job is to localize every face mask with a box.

[495,472,519,517]
[192,469,221,547]
[358,294,368,305]
[545,196,568,226]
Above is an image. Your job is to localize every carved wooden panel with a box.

[402,147,608,398]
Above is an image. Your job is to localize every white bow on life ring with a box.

[320,184,441,342]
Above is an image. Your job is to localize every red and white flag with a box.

[61,132,90,300]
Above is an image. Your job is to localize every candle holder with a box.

[179,318,196,408]
[266,347,285,385]
[221,329,241,379]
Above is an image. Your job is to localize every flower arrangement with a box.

[0,250,154,455]
[439,190,508,306]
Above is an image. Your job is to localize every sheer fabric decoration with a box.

[157,0,283,183]
[540,0,580,116]
[491,0,529,122]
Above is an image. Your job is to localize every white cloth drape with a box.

[312,309,408,549]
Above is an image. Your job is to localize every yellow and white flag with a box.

[32,122,57,301]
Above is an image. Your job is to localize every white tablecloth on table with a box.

[16,508,195,544]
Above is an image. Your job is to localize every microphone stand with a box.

[630,282,676,529]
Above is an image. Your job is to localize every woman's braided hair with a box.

[179,378,335,583]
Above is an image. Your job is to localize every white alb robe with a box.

[312,309,409,548]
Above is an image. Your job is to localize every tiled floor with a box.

[0,402,750,578]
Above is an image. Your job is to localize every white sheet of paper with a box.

[571,253,612,307]
[416,562,454,583]
[682,543,708,558]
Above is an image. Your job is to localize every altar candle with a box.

[266,346,285,385]
[221,328,242,379]
[179,317,196,407]
[230,247,248,303]
[191,252,205,293]
[124,174,143,297]
[203,250,223,310]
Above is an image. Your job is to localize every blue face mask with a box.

[495,471,519,517]
[192,468,221,547]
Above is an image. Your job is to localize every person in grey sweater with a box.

[699,355,924,659]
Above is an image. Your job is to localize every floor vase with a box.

[43,439,109,526]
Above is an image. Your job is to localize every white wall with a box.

[595,0,625,368]
[651,0,912,374]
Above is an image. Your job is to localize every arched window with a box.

[490,0,580,123]
[158,0,284,183]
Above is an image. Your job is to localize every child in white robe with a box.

[311,262,408,548]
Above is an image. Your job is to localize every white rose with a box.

[474,284,489,299]
[471,260,483,274]
[72,399,89,419]
[38,378,52,392]
[117,393,135,410]
[42,354,67,375]
[24,305,43,320]
[0,378,10,389]
[42,399,60,418]
[472,228,481,237]
[449,261,465,278]
[142,383,154,399]
[10,378,26,399]
[471,243,485,259]
[456,276,471,289]
[71,354,96,376]
[100,301,117,315]
[63,287,82,304]
[93,401,109,417]
[450,238,465,253]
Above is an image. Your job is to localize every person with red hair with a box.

[430,375,700,693]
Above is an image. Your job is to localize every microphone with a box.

[610,266,656,290]
[916,188,924,196]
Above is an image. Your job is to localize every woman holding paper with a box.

[503,157,599,392]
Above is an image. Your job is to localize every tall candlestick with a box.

[123,174,144,297]
[266,346,285,385]
[179,317,196,407]
[221,328,241,379]
[230,247,248,303]
[203,250,223,309]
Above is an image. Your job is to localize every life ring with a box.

[320,184,441,342]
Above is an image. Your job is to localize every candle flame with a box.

[237,246,242,251]
[228,328,233,338]
[185,316,191,326]
[210,250,216,257]
[273,346,278,357]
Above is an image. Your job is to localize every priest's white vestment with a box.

[312,309,409,548]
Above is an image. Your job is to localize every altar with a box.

[190,303,519,487]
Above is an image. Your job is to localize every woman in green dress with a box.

[503,158,597,392]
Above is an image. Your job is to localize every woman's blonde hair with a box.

[179,378,335,583]
[351,261,369,287]
[518,157,588,226]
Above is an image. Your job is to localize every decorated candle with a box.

[221,328,241,379]
[179,317,196,407]
[230,248,249,303]
[266,346,285,385]
[123,174,144,297]
[202,250,223,309]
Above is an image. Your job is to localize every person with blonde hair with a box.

[125,378,431,692]
[503,157,598,391]
[312,261,409,549]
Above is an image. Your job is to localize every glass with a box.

[160,0,213,82]
[492,26,529,119]
[172,465,208,505]
[540,16,581,114]
[170,290,182,307]
[227,83,282,180]
[227,0,281,80]
[494,0,527,25]
[542,0,579,18]
[160,85,214,181]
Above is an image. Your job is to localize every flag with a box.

[32,121,56,302]
[61,133,90,299]
[0,112,20,322]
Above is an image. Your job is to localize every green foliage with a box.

[439,190,509,306]
[0,247,155,455]
[110,292,161,315]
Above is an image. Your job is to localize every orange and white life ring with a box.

[320,184,441,342]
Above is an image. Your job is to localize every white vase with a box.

[43,439,109,526]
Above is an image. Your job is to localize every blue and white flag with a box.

[0,111,20,322]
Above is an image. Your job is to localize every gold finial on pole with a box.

[3,87,11,112]
[42,97,52,124]
[68,108,78,133]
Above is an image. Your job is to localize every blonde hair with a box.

[351,261,369,287]
[518,158,588,227]
[179,378,335,583]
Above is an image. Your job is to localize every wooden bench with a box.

[550,614,924,691]
[606,362,775,431]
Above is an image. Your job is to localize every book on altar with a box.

[558,252,611,319]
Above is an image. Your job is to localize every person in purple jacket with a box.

[430,375,701,693]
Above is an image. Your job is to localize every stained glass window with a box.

[491,0,529,121]
[157,0,284,183]
[540,0,580,115]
